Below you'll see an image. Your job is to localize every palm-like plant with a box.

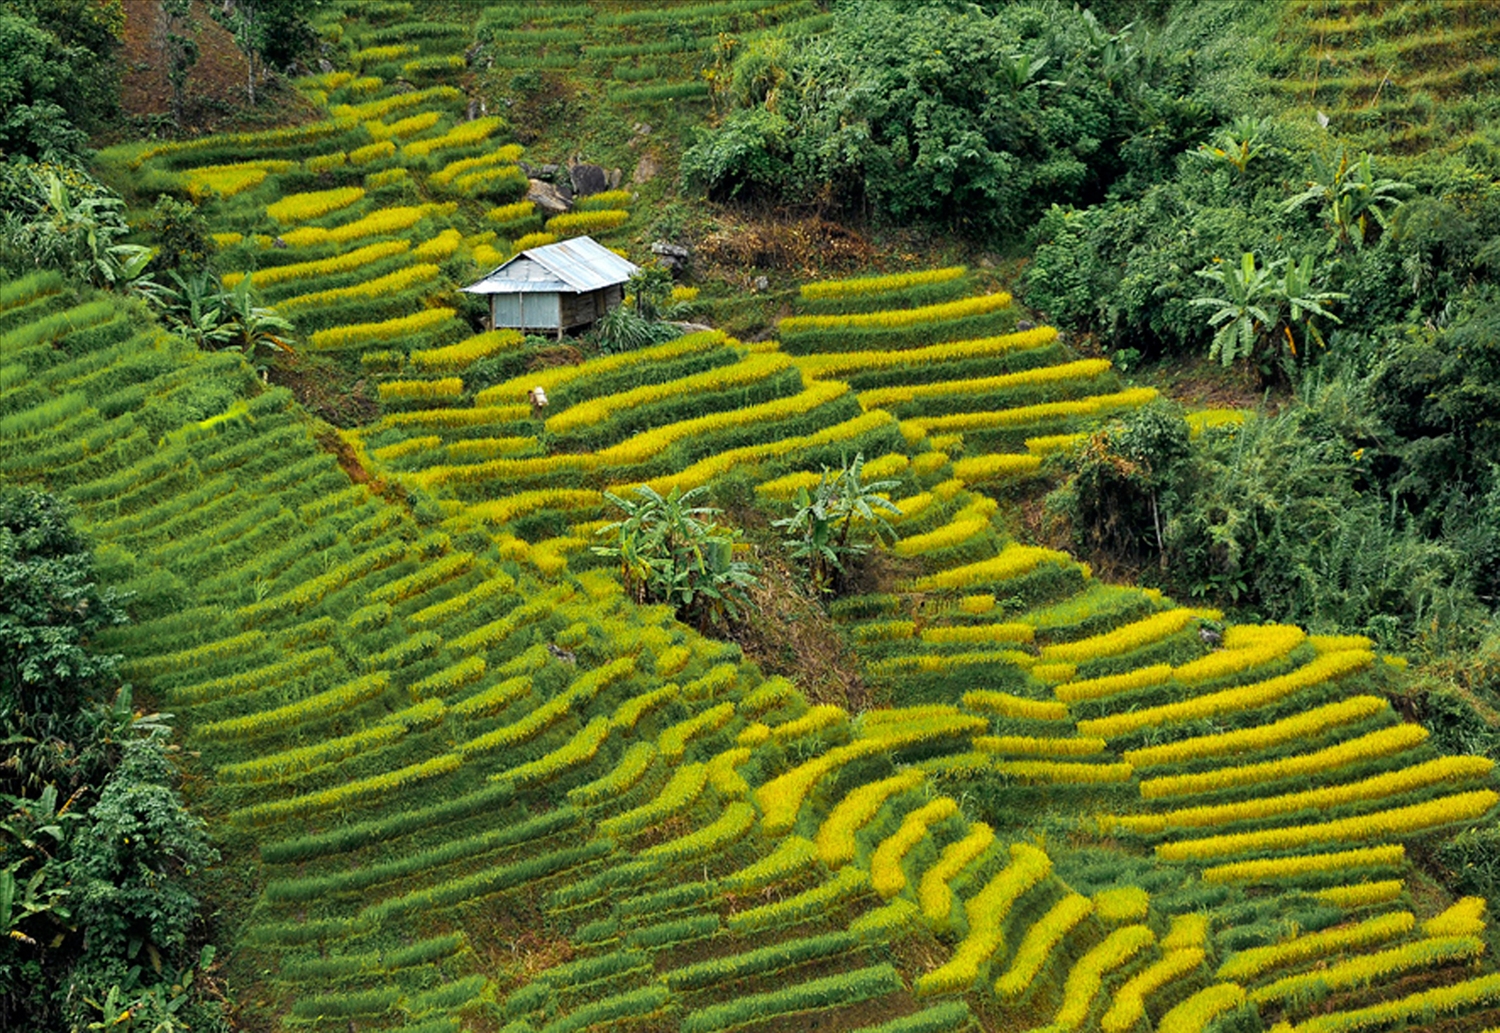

[1190,115,1272,175]
[1283,148,1410,251]
[774,453,902,594]
[219,276,293,371]
[1190,252,1280,367]
[1191,252,1347,367]
[593,485,757,631]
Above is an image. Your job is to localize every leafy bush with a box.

[685,2,1208,235]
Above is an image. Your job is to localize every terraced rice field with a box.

[7,3,1499,1032]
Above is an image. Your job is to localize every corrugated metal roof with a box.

[462,235,639,295]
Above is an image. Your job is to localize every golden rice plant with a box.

[460,488,604,526]
[383,403,529,429]
[1158,789,1499,862]
[224,239,409,290]
[755,740,888,835]
[1425,896,1487,937]
[184,161,285,199]
[1125,694,1388,768]
[641,801,757,863]
[1203,844,1405,885]
[449,674,531,719]
[1311,633,1375,653]
[860,358,1112,411]
[598,762,708,837]
[377,377,465,403]
[486,199,537,224]
[307,306,455,350]
[545,209,631,235]
[351,44,415,65]
[1218,910,1415,982]
[408,655,487,701]
[1315,880,1404,908]
[770,703,847,743]
[403,115,506,158]
[915,843,1052,994]
[909,387,1160,436]
[1163,913,1209,951]
[1139,721,1428,800]
[511,231,557,251]
[371,550,475,603]
[282,265,443,315]
[198,672,391,739]
[707,746,753,797]
[1110,755,1494,835]
[800,265,967,300]
[595,381,850,467]
[430,145,527,189]
[414,228,463,260]
[658,702,735,762]
[280,203,451,247]
[409,576,513,627]
[1102,948,1206,1033]
[233,753,461,826]
[1026,432,1087,455]
[364,111,437,142]
[477,330,730,403]
[796,325,1058,380]
[366,167,409,189]
[1294,973,1500,1033]
[1041,607,1204,664]
[1079,648,1374,740]
[894,517,991,558]
[576,189,633,209]
[671,284,699,303]
[1051,924,1157,1030]
[1093,886,1150,923]
[912,543,1074,592]
[472,242,506,269]
[723,835,820,892]
[870,797,960,897]
[974,735,1105,756]
[1158,983,1246,1033]
[503,716,611,785]
[994,760,1134,784]
[410,329,523,372]
[610,683,680,731]
[728,866,869,933]
[917,821,994,925]
[304,152,347,174]
[1185,408,1247,437]
[995,893,1093,997]
[545,353,794,435]
[1171,623,1306,684]
[569,740,656,806]
[1056,664,1173,703]
[353,140,401,168]
[949,453,1044,484]
[921,623,1034,645]
[217,722,406,782]
[781,291,1011,333]
[755,470,826,500]
[638,410,898,496]
[1256,934,1485,1008]
[962,690,1069,721]
[453,165,527,196]
[266,186,366,224]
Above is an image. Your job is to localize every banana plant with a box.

[773,453,902,594]
[1283,148,1410,251]
[1190,252,1280,367]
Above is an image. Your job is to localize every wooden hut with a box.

[460,235,639,338]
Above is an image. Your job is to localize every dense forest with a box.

[3,1,1500,1031]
